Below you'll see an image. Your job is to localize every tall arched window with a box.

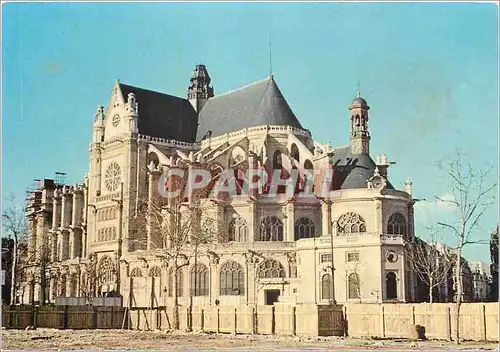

[97,255,115,288]
[294,217,316,240]
[260,216,284,241]
[69,273,78,297]
[258,259,286,279]
[219,261,244,296]
[273,150,283,169]
[321,274,332,300]
[190,263,209,296]
[387,213,407,236]
[336,213,367,234]
[290,144,300,162]
[168,268,184,297]
[130,267,142,277]
[348,273,360,299]
[149,266,161,277]
[228,217,248,242]
[60,275,67,297]
[386,272,397,299]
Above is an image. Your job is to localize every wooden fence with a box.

[2,305,125,330]
[2,302,498,342]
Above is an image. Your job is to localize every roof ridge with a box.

[120,83,186,100]
[210,76,272,100]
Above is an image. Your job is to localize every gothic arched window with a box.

[190,263,209,296]
[321,274,332,300]
[294,217,316,240]
[149,266,161,277]
[228,217,248,242]
[97,255,115,287]
[336,213,367,235]
[260,216,284,241]
[386,272,397,300]
[219,261,244,296]
[168,268,184,297]
[258,259,286,279]
[387,213,407,236]
[69,273,78,297]
[273,150,283,169]
[290,143,300,162]
[130,267,142,277]
[60,275,67,297]
[348,273,360,299]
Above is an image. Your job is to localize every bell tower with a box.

[349,94,370,155]
[188,64,214,112]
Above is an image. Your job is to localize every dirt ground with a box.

[1,328,498,351]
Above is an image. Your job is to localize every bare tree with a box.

[2,195,28,305]
[405,235,453,303]
[436,152,496,343]
[131,163,225,330]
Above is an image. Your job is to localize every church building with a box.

[24,65,417,307]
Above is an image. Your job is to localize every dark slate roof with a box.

[120,83,198,142]
[332,146,394,190]
[196,76,303,141]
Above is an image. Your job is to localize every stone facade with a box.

[24,65,420,307]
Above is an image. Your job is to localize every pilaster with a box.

[285,201,295,242]
[321,200,331,237]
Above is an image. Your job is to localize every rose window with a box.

[104,162,121,192]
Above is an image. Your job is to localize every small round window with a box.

[386,251,398,263]
[112,114,121,127]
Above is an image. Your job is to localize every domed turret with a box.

[349,93,370,155]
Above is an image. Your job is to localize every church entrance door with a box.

[265,289,280,305]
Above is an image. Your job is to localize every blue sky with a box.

[2,2,498,262]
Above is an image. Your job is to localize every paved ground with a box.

[1,328,498,351]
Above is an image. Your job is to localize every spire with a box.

[188,64,214,112]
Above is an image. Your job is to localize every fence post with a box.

[201,308,204,332]
[92,306,98,329]
[253,307,257,335]
[63,305,69,329]
[446,306,452,341]
[272,306,276,335]
[411,305,416,325]
[380,305,385,338]
[33,306,39,329]
[481,304,487,342]
[233,308,237,334]
[216,308,220,333]
[343,305,348,337]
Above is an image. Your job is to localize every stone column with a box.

[147,166,161,250]
[35,212,48,262]
[27,215,37,258]
[71,186,84,258]
[209,254,220,305]
[374,198,383,235]
[52,189,62,229]
[248,201,256,242]
[285,201,295,242]
[321,200,331,237]
[245,253,259,305]
[51,232,58,262]
[82,182,88,258]
[60,187,72,260]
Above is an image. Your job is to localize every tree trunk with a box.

[454,247,463,344]
[10,240,18,305]
[173,263,180,330]
[429,276,434,303]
